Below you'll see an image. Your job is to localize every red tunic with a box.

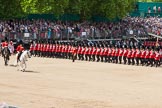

[131,49,136,58]
[92,47,96,55]
[58,45,61,53]
[40,44,43,52]
[84,47,89,55]
[96,48,100,55]
[78,47,82,54]
[68,46,72,53]
[49,44,53,52]
[88,47,92,55]
[107,48,112,56]
[55,45,58,53]
[1,42,8,47]
[149,51,155,59]
[30,44,34,51]
[103,48,108,56]
[119,49,123,57]
[43,44,46,52]
[36,44,42,51]
[111,49,115,56]
[123,49,128,57]
[46,44,50,52]
[65,46,69,53]
[52,45,56,52]
[115,49,119,57]
[145,50,150,59]
[62,45,65,53]
[81,47,85,55]
[155,52,160,61]
[16,45,24,52]
[141,50,146,58]
[127,50,132,58]
[135,49,141,58]
[100,48,104,56]
[34,43,38,51]
[71,47,77,54]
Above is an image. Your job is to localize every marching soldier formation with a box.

[30,40,162,68]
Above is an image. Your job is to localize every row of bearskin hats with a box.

[32,39,162,50]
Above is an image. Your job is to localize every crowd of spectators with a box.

[0,16,162,41]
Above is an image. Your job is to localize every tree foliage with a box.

[0,0,144,19]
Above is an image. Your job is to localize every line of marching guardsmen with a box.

[29,40,162,67]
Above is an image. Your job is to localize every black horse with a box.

[1,47,10,66]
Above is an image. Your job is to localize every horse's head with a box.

[26,50,31,58]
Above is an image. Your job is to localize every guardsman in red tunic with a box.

[92,45,96,62]
[60,43,63,58]
[118,46,123,64]
[149,48,155,67]
[68,43,72,59]
[55,43,59,58]
[16,44,24,62]
[37,41,41,57]
[131,47,136,65]
[40,42,43,57]
[46,42,50,57]
[52,42,56,57]
[1,40,9,56]
[71,45,77,62]
[66,43,70,59]
[154,50,160,67]
[77,45,81,60]
[114,46,119,64]
[89,45,93,61]
[62,43,65,59]
[85,45,89,61]
[58,43,61,58]
[140,47,146,66]
[127,47,132,65]
[100,45,104,62]
[123,46,128,64]
[96,45,101,62]
[88,45,92,61]
[1,40,10,59]
[103,45,108,62]
[65,43,68,59]
[107,45,112,63]
[145,47,150,66]
[29,41,34,56]
[1,40,8,49]
[43,43,47,57]
[159,47,162,65]
[34,41,38,56]
[81,45,85,61]
[135,47,141,66]
[63,43,67,59]
[49,42,53,57]
[111,46,116,63]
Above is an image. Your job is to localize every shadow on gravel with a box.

[24,70,40,73]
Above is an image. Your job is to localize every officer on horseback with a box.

[16,43,24,62]
[1,37,11,57]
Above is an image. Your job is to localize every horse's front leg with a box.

[23,62,26,72]
[14,53,19,66]
[19,61,23,71]
[4,57,6,65]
